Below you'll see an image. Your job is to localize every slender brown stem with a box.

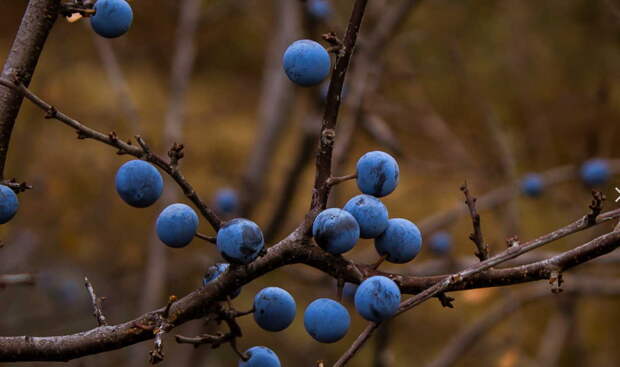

[84,277,107,327]
[326,173,357,187]
[195,232,216,244]
[333,322,379,367]
[461,183,489,261]
[0,79,223,231]
[308,0,369,219]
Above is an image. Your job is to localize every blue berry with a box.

[521,173,544,197]
[312,208,360,254]
[283,40,331,87]
[217,218,264,264]
[304,298,350,343]
[239,346,281,367]
[375,218,422,263]
[354,276,401,322]
[203,263,241,299]
[581,159,610,187]
[429,231,451,255]
[253,287,296,332]
[115,160,163,208]
[214,188,239,214]
[356,151,399,197]
[90,0,133,38]
[156,203,199,248]
[343,194,389,238]
[307,0,332,19]
[0,185,18,224]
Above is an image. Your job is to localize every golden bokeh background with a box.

[1,1,620,366]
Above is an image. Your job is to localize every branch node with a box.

[162,295,177,319]
[135,135,151,157]
[549,270,564,294]
[506,235,520,248]
[322,32,344,54]
[587,190,606,225]
[168,142,185,167]
[321,128,336,146]
[44,106,57,119]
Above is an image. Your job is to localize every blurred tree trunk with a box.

[239,0,300,217]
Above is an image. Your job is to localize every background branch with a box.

[425,277,620,367]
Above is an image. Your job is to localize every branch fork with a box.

[322,32,344,55]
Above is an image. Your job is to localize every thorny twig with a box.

[461,182,489,261]
[0,78,223,231]
[84,277,107,326]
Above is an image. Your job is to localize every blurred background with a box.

[1,0,620,366]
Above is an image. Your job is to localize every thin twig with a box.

[460,183,489,261]
[0,273,36,287]
[84,277,107,327]
[175,332,233,347]
[326,173,357,187]
[0,179,32,193]
[333,322,379,367]
[195,232,216,244]
[0,78,223,231]
[417,162,620,235]
[308,0,370,218]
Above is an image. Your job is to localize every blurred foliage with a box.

[1,0,620,366]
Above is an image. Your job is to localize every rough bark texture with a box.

[0,0,59,178]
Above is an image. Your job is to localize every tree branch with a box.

[84,277,107,327]
[0,0,59,178]
[308,0,369,218]
[461,183,489,261]
[425,277,620,367]
[0,79,223,231]
[332,207,620,365]
[1,203,620,362]
[418,162,620,235]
